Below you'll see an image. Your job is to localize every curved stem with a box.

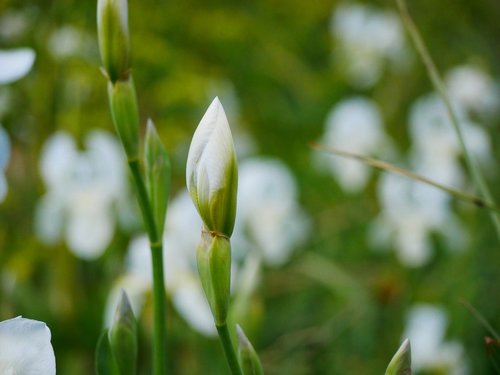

[216,323,243,375]
[128,159,166,375]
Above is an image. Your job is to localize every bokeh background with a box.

[1,0,500,374]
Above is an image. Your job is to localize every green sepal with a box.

[144,119,171,235]
[236,325,264,375]
[97,0,130,82]
[96,329,119,375]
[385,339,412,375]
[209,152,238,237]
[197,232,231,326]
[108,77,139,160]
[109,290,138,375]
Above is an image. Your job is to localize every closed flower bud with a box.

[97,0,130,82]
[109,290,138,375]
[186,97,238,237]
[197,231,232,326]
[385,339,412,375]
[145,119,171,235]
[108,77,139,160]
[236,324,264,375]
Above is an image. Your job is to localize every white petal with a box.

[66,208,114,259]
[322,97,385,193]
[172,279,216,336]
[0,48,35,84]
[0,317,56,375]
[0,126,10,170]
[35,193,65,245]
[0,173,6,202]
[39,131,77,189]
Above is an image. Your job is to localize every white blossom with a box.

[36,130,130,259]
[233,158,309,266]
[330,3,409,88]
[319,97,389,193]
[0,317,56,375]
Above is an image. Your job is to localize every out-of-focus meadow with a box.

[1,0,500,373]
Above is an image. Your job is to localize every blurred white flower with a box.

[0,48,35,84]
[36,130,129,259]
[0,126,10,202]
[370,91,491,266]
[445,64,499,119]
[403,304,468,374]
[48,26,94,59]
[409,93,492,183]
[331,3,409,88]
[371,173,466,267]
[318,97,389,193]
[233,158,310,266]
[0,317,56,375]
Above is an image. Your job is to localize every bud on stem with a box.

[197,230,232,326]
[108,77,140,161]
[186,97,238,237]
[97,0,130,82]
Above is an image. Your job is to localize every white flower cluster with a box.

[403,304,468,374]
[107,157,309,335]
[36,130,131,259]
[371,65,495,267]
[330,3,409,88]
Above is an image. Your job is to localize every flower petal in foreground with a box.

[0,316,56,375]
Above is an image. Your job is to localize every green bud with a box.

[109,290,138,375]
[385,339,412,375]
[108,77,139,160]
[96,329,119,375]
[145,119,171,235]
[236,324,263,375]
[97,0,130,82]
[197,231,231,326]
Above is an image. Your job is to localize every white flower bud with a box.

[186,97,238,237]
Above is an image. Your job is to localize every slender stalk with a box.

[216,323,243,375]
[128,159,166,375]
[396,0,500,243]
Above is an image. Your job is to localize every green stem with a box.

[128,160,166,375]
[216,323,243,375]
[396,0,500,244]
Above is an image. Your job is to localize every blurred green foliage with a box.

[1,0,500,374]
